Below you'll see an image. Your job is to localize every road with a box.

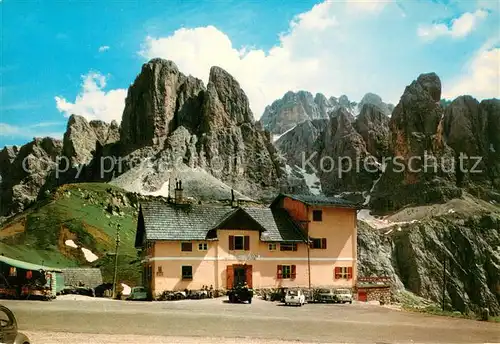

[1,297,499,344]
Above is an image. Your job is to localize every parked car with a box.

[316,288,336,303]
[284,289,305,306]
[127,286,148,301]
[333,288,353,304]
[228,283,253,304]
[0,305,30,344]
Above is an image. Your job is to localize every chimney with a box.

[175,179,183,204]
[231,189,237,208]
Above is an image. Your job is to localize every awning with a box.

[0,255,62,272]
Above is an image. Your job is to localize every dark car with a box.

[0,305,30,344]
[227,283,253,304]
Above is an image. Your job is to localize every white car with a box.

[284,289,306,306]
[333,288,353,304]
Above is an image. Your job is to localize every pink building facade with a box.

[135,193,358,296]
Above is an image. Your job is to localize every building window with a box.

[181,242,192,252]
[313,210,323,221]
[198,242,208,251]
[229,235,250,251]
[9,267,16,277]
[268,243,277,251]
[334,266,353,280]
[311,238,327,249]
[26,270,33,279]
[277,265,296,279]
[280,243,297,251]
[182,266,193,280]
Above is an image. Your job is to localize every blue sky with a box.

[1,0,499,147]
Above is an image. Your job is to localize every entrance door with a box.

[234,266,246,286]
[226,265,253,289]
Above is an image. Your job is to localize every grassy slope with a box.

[0,183,141,285]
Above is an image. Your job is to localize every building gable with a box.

[214,208,266,231]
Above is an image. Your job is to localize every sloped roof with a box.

[271,193,359,208]
[61,268,103,288]
[140,202,235,241]
[138,202,306,243]
[0,255,62,272]
[243,207,305,242]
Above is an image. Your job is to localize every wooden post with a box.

[112,224,121,299]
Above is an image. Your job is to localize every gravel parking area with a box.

[2,297,499,343]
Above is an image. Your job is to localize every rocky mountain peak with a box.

[63,114,120,166]
[202,65,254,127]
[370,72,461,212]
[260,90,333,135]
[416,72,441,102]
[120,58,187,148]
[0,137,62,216]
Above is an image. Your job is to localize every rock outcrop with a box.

[276,119,328,170]
[63,115,120,166]
[358,211,500,315]
[317,108,377,194]
[120,59,204,148]
[353,102,391,158]
[370,73,461,213]
[77,59,284,201]
[0,137,62,216]
[260,91,333,135]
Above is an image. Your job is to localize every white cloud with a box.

[346,0,392,12]
[55,71,127,123]
[418,9,488,41]
[138,1,404,119]
[98,45,110,53]
[444,40,500,99]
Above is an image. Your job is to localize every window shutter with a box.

[245,265,253,288]
[321,238,327,249]
[291,265,296,279]
[244,235,250,251]
[347,267,353,280]
[226,265,234,289]
[229,235,234,250]
[277,265,283,279]
[334,267,340,279]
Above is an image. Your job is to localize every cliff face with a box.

[73,59,282,202]
[260,91,344,135]
[358,209,500,316]
[0,138,62,216]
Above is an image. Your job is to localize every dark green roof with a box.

[272,193,358,208]
[137,202,307,244]
[0,255,62,272]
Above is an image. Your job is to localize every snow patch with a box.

[65,240,78,248]
[121,283,131,296]
[273,125,297,142]
[81,247,99,262]
[295,166,322,195]
[358,209,420,230]
[363,175,382,206]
